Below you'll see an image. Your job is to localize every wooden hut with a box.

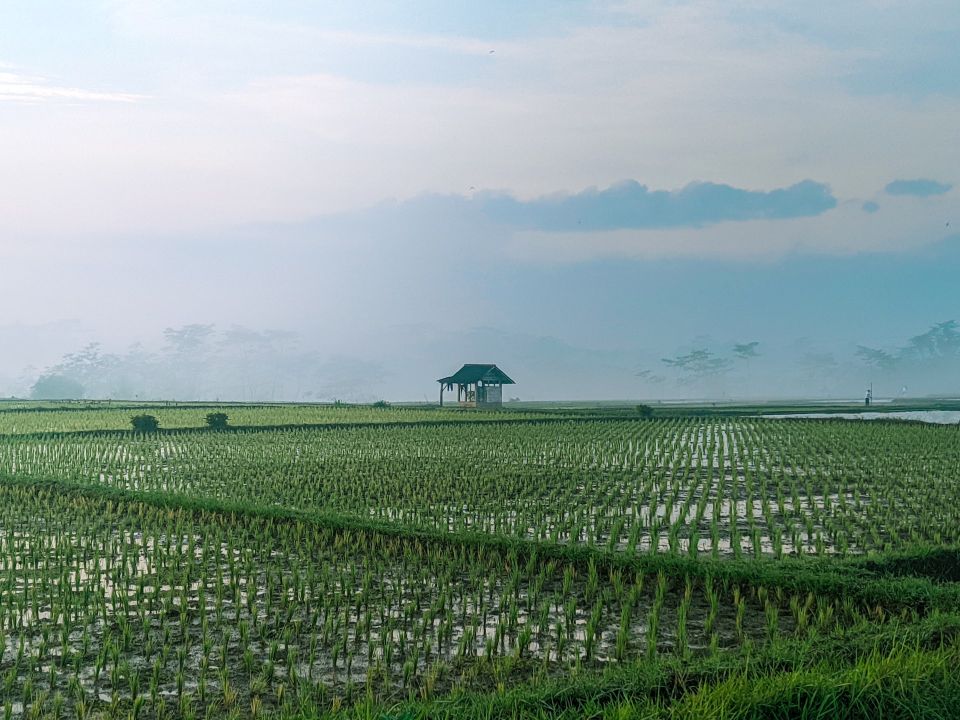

[438,364,515,408]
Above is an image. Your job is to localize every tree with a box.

[855,346,897,372]
[905,321,960,361]
[163,324,215,354]
[733,342,760,360]
[636,404,654,418]
[635,369,666,384]
[131,414,159,432]
[661,349,731,382]
[205,412,229,430]
[30,374,85,400]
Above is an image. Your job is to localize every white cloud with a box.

[0,1,957,254]
[0,69,144,104]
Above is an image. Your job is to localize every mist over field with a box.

[4,312,960,402]
[2,1,958,402]
[3,224,959,401]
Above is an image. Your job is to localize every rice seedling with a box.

[0,479,806,716]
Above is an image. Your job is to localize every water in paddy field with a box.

[762,411,960,424]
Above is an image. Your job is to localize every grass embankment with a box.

[0,403,575,435]
[362,635,960,720]
[0,414,625,443]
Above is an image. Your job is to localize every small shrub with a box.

[636,404,654,418]
[372,400,390,409]
[205,412,229,430]
[131,414,159,433]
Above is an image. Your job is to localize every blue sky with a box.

[0,1,958,399]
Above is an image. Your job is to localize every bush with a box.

[205,412,229,430]
[372,400,390,408]
[131,414,159,432]
[636,404,654,418]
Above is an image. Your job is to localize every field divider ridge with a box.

[2,472,958,614]
[0,414,630,442]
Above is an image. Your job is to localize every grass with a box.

[324,625,960,719]
[670,645,960,719]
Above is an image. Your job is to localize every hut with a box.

[438,364,515,408]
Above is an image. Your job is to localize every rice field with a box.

[0,404,958,718]
[1,482,846,719]
[2,417,959,558]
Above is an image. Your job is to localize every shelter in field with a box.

[438,364,515,408]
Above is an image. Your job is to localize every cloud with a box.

[478,179,837,231]
[0,69,145,104]
[733,3,960,100]
[1,3,958,241]
[862,201,879,213]
[884,179,953,197]
[504,191,956,263]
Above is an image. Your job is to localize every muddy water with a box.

[762,411,960,424]
[0,515,815,717]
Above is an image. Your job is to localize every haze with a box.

[2,1,958,402]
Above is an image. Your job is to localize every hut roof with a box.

[438,364,515,385]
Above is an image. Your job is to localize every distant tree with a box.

[131,414,159,433]
[30,374,85,400]
[636,404,654,418]
[855,345,898,372]
[205,412,229,430]
[904,320,960,360]
[853,321,960,390]
[372,400,390,408]
[733,342,760,360]
[163,324,215,354]
[635,369,666,384]
[662,349,731,382]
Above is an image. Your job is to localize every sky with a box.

[1,1,958,401]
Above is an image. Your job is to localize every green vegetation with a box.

[4,416,959,557]
[130,414,160,433]
[205,412,230,430]
[0,402,568,435]
[0,403,957,718]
